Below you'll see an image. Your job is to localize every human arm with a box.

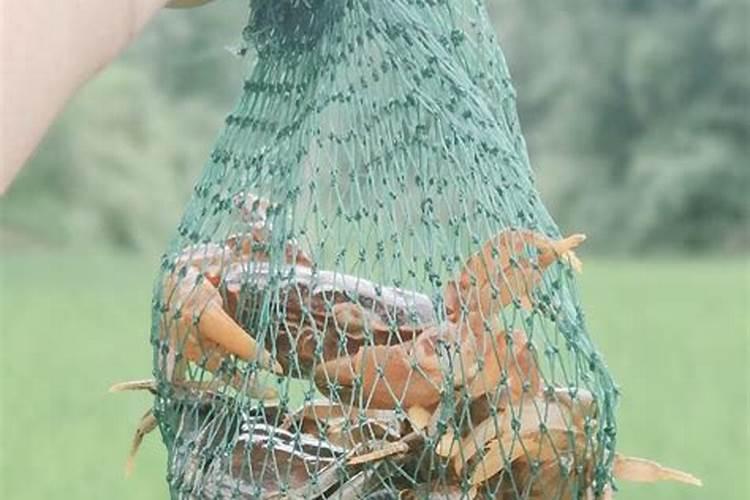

[0,0,213,194]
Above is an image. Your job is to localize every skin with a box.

[0,0,214,194]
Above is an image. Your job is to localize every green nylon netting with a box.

[150,1,619,498]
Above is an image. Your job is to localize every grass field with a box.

[1,252,747,499]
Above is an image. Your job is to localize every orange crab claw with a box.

[314,322,480,410]
[533,232,586,270]
[314,323,541,410]
[164,269,283,376]
[445,230,586,320]
[314,342,441,410]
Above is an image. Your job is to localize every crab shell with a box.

[311,229,586,411]
[217,262,436,376]
[161,224,580,410]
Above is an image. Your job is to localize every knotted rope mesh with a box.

[150,1,619,498]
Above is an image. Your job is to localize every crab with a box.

[158,193,445,395]
[460,387,701,498]
[159,190,587,414]
[112,379,701,498]
[159,192,322,392]
[111,379,421,496]
[122,197,702,496]
[312,230,586,411]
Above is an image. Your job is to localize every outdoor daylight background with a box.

[1,0,748,499]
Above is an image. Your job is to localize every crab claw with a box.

[193,284,282,374]
[314,322,479,410]
[444,230,586,320]
[164,268,283,376]
[534,232,586,271]
[314,342,439,410]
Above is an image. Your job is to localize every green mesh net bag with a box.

[116,1,699,498]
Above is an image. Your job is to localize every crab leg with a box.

[347,440,411,465]
[613,455,702,486]
[314,232,575,411]
[110,376,276,479]
[109,379,157,394]
[314,341,436,410]
[315,341,439,409]
[107,379,159,476]
[315,321,477,410]
[466,328,541,402]
[125,408,158,476]
[315,321,542,412]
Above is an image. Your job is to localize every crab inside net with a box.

[150,1,619,498]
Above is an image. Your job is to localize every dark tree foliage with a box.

[490,0,749,252]
[1,0,746,253]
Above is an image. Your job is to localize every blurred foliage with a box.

[1,0,747,253]
[489,0,750,252]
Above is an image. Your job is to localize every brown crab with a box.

[159,193,438,394]
[159,193,316,392]
[464,387,701,498]
[312,230,586,411]
[161,191,584,414]
[340,385,701,499]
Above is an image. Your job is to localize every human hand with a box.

[0,0,218,194]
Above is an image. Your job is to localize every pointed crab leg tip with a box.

[664,471,703,487]
[566,233,587,246]
[271,360,284,375]
[407,405,432,431]
[108,379,157,394]
[614,455,703,487]
[565,251,584,273]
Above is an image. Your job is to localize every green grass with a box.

[1,252,747,499]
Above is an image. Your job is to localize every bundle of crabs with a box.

[113,194,700,499]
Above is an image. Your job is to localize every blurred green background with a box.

[0,0,747,499]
